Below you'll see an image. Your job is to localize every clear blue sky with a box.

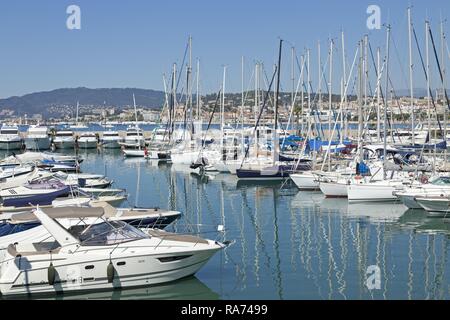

[0,0,449,99]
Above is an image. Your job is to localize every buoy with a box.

[107,261,115,283]
[48,262,56,285]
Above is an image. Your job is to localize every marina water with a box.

[4,147,447,300]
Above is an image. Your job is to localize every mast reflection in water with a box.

[10,149,450,300]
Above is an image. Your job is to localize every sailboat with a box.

[122,95,148,158]
[236,40,308,180]
[70,102,89,130]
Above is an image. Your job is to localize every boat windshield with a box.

[69,220,149,246]
[431,177,450,185]
[1,130,18,135]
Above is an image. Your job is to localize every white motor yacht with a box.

[0,207,226,296]
[53,131,76,150]
[121,126,145,148]
[24,125,51,151]
[77,133,98,149]
[0,125,23,151]
[100,131,123,149]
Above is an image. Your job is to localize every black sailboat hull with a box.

[236,164,310,180]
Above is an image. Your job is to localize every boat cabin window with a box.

[431,177,450,185]
[103,132,119,137]
[1,129,18,135]
[127,132,143,137]
[69,220,149,246]
[56,132,73,137]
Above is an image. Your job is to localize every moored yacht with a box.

[290,171,320,190]
[24,125,51,151]
[53,130,76,150]
[122,126,145,148]
[100,131,123,149]
[394,176,450,209]
[347,179,407,203]
[0,206,227,296]
[77,132,98,149]
[0,125,23,151]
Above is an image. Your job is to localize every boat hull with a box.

[236,168,291,180]
[53,140,76,150]
[102,140,122,149]
[396,193,422,209]
[290,172,320,190]
[77,140,98,149]
[24,138,51,151]
[1,186,71,208]
[347,183,403,203]
[0,141,23,151]
[416,197,450,215]
[319,181,348,198]
[123,149,145,157]
[0,245,221,296]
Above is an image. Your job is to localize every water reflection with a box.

[6,277,219,300]
[2,148,450,299]
[397,210,450,235]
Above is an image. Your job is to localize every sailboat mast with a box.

[384,25,391,179]
[221,66,227,150]
[364,35,368,135]
[242,56,245,130]
[329,39,333,141]
[328,39,333,170]
[255,63,259,126]
[291,47,295,127]
[441,18,447,148]
[133,93,138,124]
[170,63,177,140]
[301,54,305,133]
[408,7,415,145]
[377,47,381,142]
[340,77,344,144]
[318,40,322,119]
[133,93,141,151]
[274,39,283,162]
[307,49,311,125]
[358,40,364,161]
[76,101,79,125]
[241,56,245,155]
[341,31,347,140]
[426,21,431,139]
[196,59,200,121]
[188,36,193,136]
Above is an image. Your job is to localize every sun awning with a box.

[10,207,105,223]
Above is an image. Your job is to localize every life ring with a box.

[420,175,429,184]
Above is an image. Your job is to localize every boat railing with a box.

[148,227,216,249]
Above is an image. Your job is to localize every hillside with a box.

[0,87,167,117]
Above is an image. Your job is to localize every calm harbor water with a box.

[5,148,450,300]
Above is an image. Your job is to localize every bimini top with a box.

[11,207,105,223]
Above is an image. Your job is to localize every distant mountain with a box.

[2,86,446,119]
[394,88,449,98]
[0,87,166,117]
